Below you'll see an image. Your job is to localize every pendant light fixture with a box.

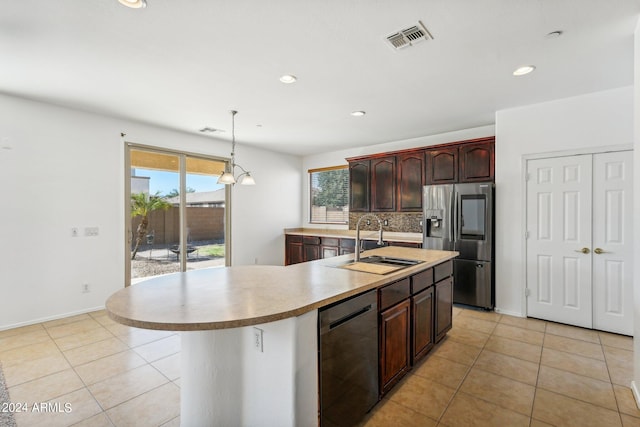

[217,110,256,186]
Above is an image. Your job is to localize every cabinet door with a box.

[459,141,494,182]
[435,277,453,342]
[321,246,339,258]
[285,235,303,265]
[302,236,321,262]
[397,152,424,212]
[303,244,320,262]
[371,156,396,212]
[339,238,355,255]
[349,160,370,212]
[320,238,340,259]
[426,147,458,184]
[379,299,410,395]
[412,287,434,363]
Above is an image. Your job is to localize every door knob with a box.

[594,248,607,254]
[574,247,590,254]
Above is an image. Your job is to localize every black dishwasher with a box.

[319,289,378,426]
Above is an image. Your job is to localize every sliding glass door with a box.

[125,144,229,286]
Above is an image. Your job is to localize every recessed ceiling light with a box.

[279,74,297,84]
[351,111,366,117]
[118,0,147,8]
[513,65,536,76]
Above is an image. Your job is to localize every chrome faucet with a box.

[355,214,384,262]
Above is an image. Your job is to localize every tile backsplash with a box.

[349,213,423,234]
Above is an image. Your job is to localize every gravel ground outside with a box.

[131,247,225,280]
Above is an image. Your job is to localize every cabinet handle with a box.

[574,248,590,254]
[594,248,607,255]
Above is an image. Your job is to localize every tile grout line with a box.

[599,332,626,426]
[433,311,499,425]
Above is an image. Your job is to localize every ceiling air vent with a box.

[386,21,433,50]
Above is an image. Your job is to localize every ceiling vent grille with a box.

[386,21,433,50]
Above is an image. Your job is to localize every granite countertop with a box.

[106,246,457,332]
[284,228,423,243]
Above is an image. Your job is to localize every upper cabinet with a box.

[349,160,370,212]
[425,146,458,184]
[459,141,494,182]
[371,156,396,212]
[397,152,425,212]
[347,137,494,212]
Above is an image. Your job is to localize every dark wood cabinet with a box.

[397,152,424,212]
[435,276,453,343]
[349,160,370,212]
[412,287,434,363]
[303,236,321,262]
[339,238,355,255]
[285,235,304,265]
[371,156,396,212]
[320,237,339,258]
[285,235,420,265]
[459,141,494,182]
[347,137,494,212]
[426,146,458,184]
[379,298,411,395]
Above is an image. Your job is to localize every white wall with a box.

[0,93,301,329]
[495,86,634,316]
[301,125,496,229]
[632,18,640,404]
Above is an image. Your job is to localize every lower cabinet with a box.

[377,262,451,397]
[379,299,411,395]
[412,287,434,362]
[435,276,453,342]
[320,237,340,258]
[285,235,303,265]
[285,234,397,265]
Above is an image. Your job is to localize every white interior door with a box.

[526,155,593,328]
[592,151,633,335]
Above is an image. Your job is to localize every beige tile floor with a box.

[0,306,636,426]
[363,306,638,427]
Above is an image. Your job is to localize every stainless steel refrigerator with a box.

[423,182,494,309]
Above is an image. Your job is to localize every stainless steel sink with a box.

[357,255,424,267]
[332,256,425,274]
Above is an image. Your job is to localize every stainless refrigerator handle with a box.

[451,189,456,243]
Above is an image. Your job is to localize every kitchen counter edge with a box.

[106,247,458,332]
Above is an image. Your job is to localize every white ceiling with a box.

[1,1,639,156]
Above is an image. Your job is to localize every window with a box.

[310,166,349,224]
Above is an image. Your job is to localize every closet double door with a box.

[526,151,633,335]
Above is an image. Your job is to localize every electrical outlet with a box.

[81,283,90,293]
[419,220,423,227]
[253,327,263,352]
[383,219,389,226]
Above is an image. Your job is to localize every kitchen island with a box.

[106,246,457,427]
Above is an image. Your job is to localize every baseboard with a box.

[0,305,105,331]
[631,381,640,410]
[494,307,524,318]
